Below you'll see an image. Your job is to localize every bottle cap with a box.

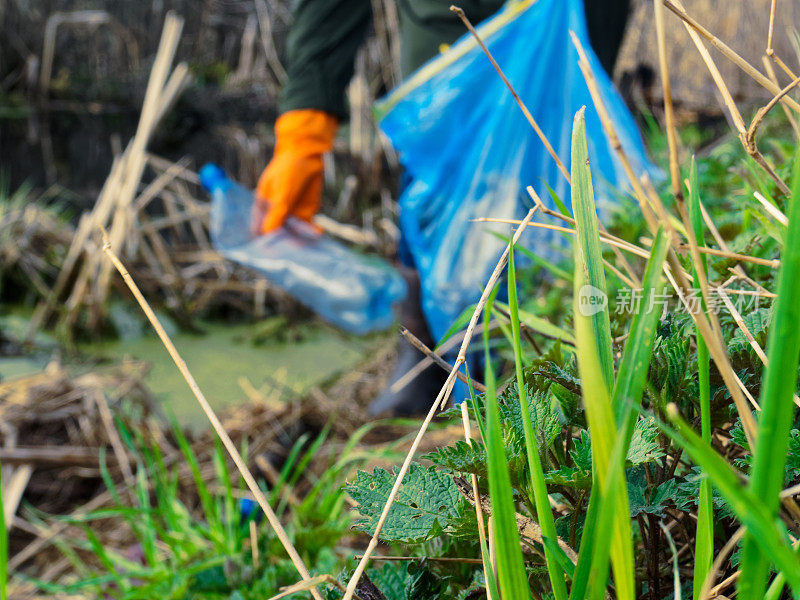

[199,163,228,192]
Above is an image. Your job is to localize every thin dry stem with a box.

[341,207,539,600]
[698,527,745,599]
[100,231,324,600]
[449,5,570,183]
[717,288,800,408]
[653,0,758,446]
[767,0,778,56]
[460,401,496,599]
[753,191,788,225]
[763,57,800,137]
[662,0,800,114]
[671,0,790,194]
[570,33,660,233]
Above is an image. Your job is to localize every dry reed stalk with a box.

[669,0,791,195]
[763,0,798,84]
[569,33,660,234]
[767,0,778,57]
[2,465,32,527]
[99,233,324,600]
[753,191,789,225]
[94,14,186,306]
[762,57,800,138]
[745,73,800,184]
[476,216,651,260]
[9,490,112,571]
[693,196,772,299]
[340,207,539,600]
[32,14,191,339]
[389,320,495,394]
[133,158,191,211]
[448,6,568,182]
[460,401,495,600]
[254,0,288,86]
[266,575,358,600]
[662,0,800,114]
[698,526,745,600]
[653,0,759,446]
[92,391,135,487]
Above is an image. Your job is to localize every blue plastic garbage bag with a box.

[377,0,654,345]
[200,164,407,335]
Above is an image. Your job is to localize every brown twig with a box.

[100,230,324,600]
[399,327,486,393]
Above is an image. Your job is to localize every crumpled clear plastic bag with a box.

[376,0,654,343]
[200,164,407,335]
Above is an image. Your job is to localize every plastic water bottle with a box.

[199,164,406,335]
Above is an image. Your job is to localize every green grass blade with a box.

[568,481,601,600]
[611,227,669,426]
[664,405,800,593]
[570,230,668,600]
[687,157,713,600]
[509,240,567,600]
[482,283,531,600]
[739,147,800,598]
[571,107,614,394]
[462,364,501,600]
[570,107,633,600]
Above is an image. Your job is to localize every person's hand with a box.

[252,109,338,235]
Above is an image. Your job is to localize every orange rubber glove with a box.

[253,109,338,234]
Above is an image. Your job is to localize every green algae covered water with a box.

[0,308,374,430]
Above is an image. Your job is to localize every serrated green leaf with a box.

[626,418,664,466]
[626,467,678,518]
[728,307,771,356]
[345,464,467,544]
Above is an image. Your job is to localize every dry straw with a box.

[99,232,325,600]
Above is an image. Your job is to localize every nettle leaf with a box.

[626,417,664,466]
[404,560,448,600]
[728,307,772,356]
[730,418,800,484]
[627,467,679,517]
[673,467,735,520]
[345,464,469,543]
[425,439,489,476]
[652,336,690,399]
[570,430,593,471]
[500,383,561,454]
[368,563,407,600]
[544,465,592,489]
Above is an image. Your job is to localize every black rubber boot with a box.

[368,267,448,417]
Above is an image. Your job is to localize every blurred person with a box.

[252,0,630,415]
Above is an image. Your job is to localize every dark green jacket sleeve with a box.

[279,0,373,119]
